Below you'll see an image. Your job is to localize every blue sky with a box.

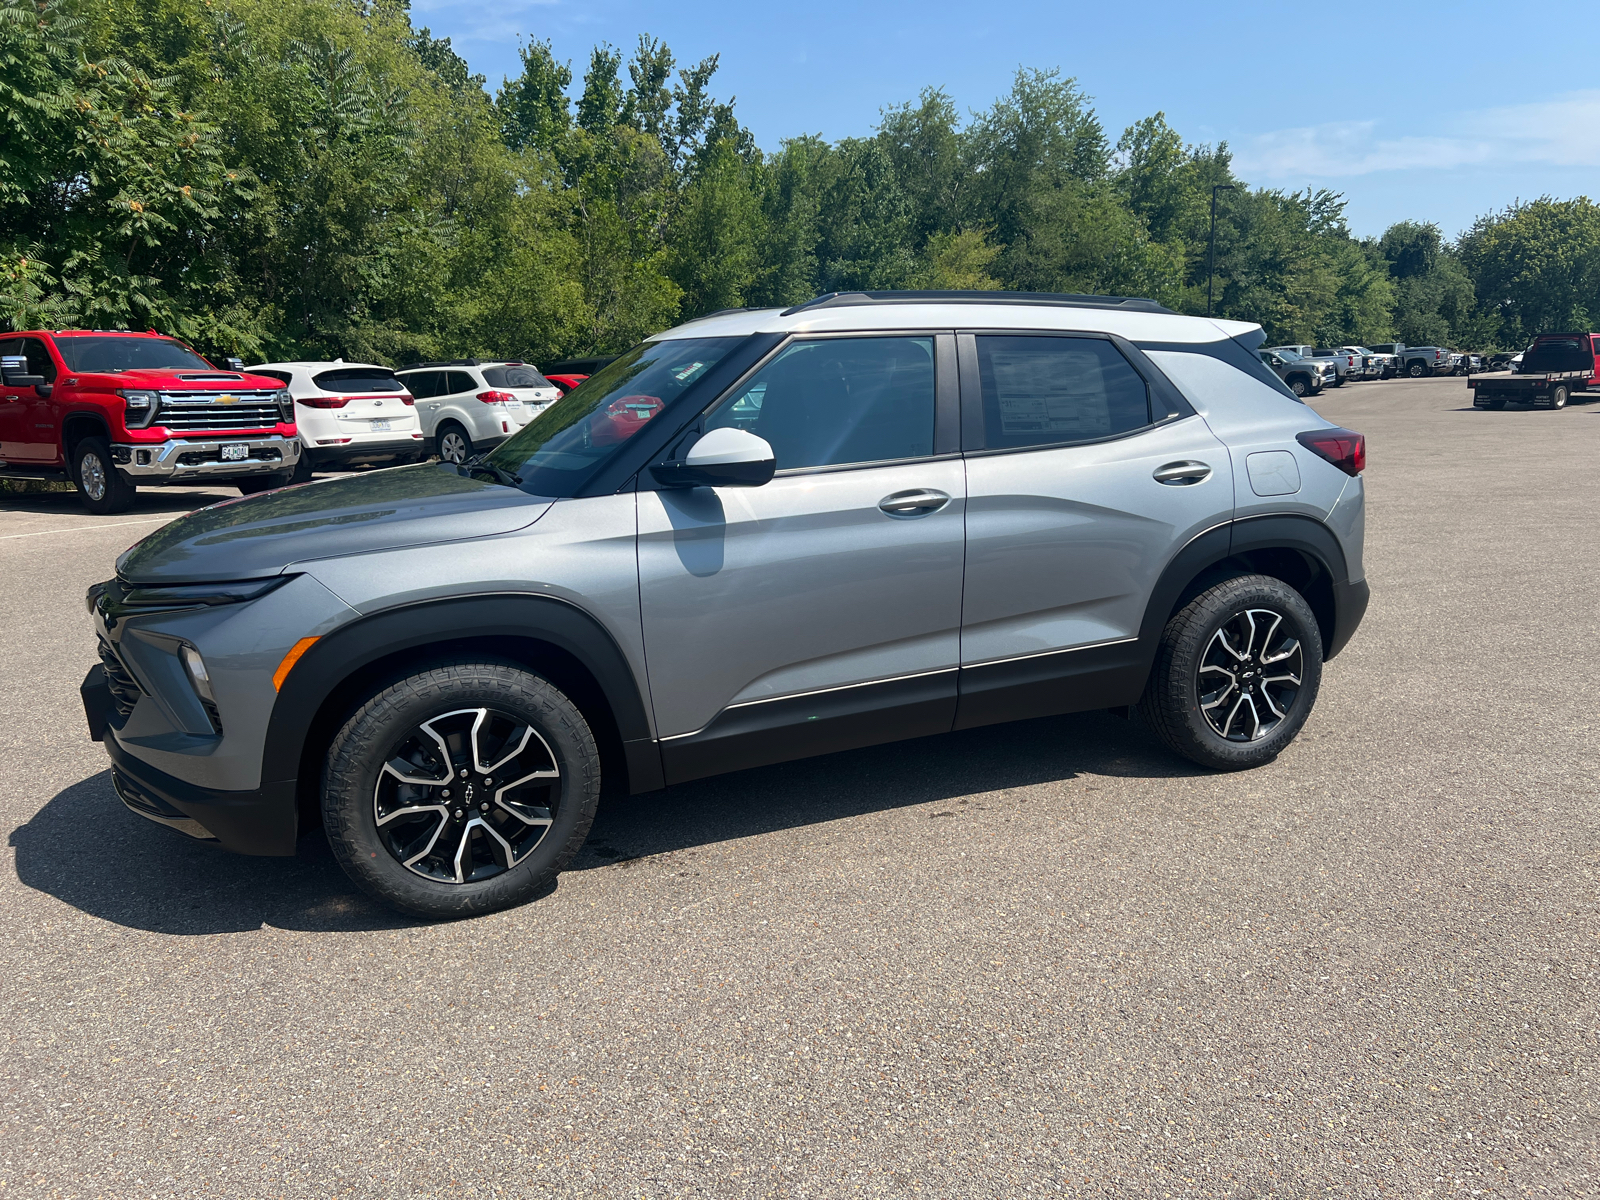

[412,0,1600,240]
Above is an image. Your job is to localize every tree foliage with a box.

[3,0,1592,360]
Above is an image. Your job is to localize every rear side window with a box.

[312,367,404,393]
[483,366,550,389]
[706,336,935,470]
[250,369,293,385]
[445,371,477,395]
[974,335,1149,450]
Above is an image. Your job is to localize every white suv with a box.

[247,361,425,481]
[393,360,563,463]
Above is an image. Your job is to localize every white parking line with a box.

[0,517,175,540]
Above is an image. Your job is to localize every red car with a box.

[0,330,302,512]
[544,373,588,396]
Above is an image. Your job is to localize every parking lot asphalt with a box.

[2,376,1596,1198]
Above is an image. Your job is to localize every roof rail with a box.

[779,290,1175,317]
[394,359,481,371]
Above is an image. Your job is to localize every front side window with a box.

[705,336,935,470]
[974,335,1150,450]
[488,337,741,495]
[54,336,209,373]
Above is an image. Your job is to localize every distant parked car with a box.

[1268,346,1354,386]
[1367,343,1452,378]
[1258,348,1335,397]
[248,361,425,483]
[1341,346,1393,379]
[545,374,588,396]
[393,360,562,463]
[1450,353,1483,376]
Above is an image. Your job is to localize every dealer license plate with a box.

[370,418,391,432]
[220,443,247,461]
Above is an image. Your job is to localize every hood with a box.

[71,368,286,390]
[117,463,553,584]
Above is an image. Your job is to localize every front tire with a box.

[1138,575,1324,771]
[1287,375,1309,397]
[73,437,137,515]
[236,472,292,495]
[322,659,601,919]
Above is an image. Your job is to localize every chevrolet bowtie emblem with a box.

[215,394,238,405]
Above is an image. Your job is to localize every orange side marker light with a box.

[273,637,320,691]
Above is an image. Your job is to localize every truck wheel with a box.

[1483,397,1506,410]
[1407,360,1428,378]
[1287,375,1309,397]
[1138,575,1324,771]
[1549,384,1570,410]
[73,437,137,515]
[287,455,315,484]
[321,658,602,919]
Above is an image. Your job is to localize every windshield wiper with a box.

[460,454,523,488]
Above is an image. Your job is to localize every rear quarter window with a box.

[1143,346,1306,419]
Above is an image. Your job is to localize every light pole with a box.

[1207,184,1238,318]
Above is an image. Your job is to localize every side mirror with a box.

[225,357,245,372]
[651,427,776,489]
[1,355,44,391]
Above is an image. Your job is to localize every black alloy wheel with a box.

[322,660,601,918]
[1139,574,1324,771]
[1196,609,1304,743]
[374,706,560,885]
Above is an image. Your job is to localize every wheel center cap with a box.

[462,783,476,804]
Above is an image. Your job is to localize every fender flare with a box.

[261,593,663,797]
[1136,514,1357,667]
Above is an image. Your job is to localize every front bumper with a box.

[82,667,298,854]
[114,435,302,482]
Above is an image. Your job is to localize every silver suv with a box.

[83,292,1369,919]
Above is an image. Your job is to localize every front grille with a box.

[158,404,283,432]
[98,640,141,718]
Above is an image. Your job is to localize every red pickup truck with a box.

[0,330,302,513]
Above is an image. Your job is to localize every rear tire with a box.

[1407,360,1428,378]
[1483,397,1507,410]
[436,423,472,464]
[322,659,601,919]
[1138,575,1324,771]
[1549,384,1569,410]
[73,437,137,515]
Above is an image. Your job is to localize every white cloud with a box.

[1233,90,1600,180]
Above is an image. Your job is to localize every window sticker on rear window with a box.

[673,361,707,382]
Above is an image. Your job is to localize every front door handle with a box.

[1153,460,1212,486]
[878,488,951,518]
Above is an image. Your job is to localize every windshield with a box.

[1275,349,1304,362]
[483,365,551,389]
[312,367,405,393]
[487,337,742,495]
[55,336,212,373]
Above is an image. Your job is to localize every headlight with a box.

[274,388,294,421]
[118,389,161,428]
[96,576,292,621]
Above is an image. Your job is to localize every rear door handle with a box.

[878,488,951,517]
[1153,460,1212,485]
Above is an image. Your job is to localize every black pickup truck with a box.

[1469,333,1600,409]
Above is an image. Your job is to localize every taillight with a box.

[1296,427,1365,476]
[476,390,514,404]
[399,393,415,406]
[301,396,351,409]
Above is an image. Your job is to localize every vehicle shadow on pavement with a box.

[10,771,416,935]
[0,489,238,515]
[571,708,1197,870]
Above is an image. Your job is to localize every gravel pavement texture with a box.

[2,378,1595,1197]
